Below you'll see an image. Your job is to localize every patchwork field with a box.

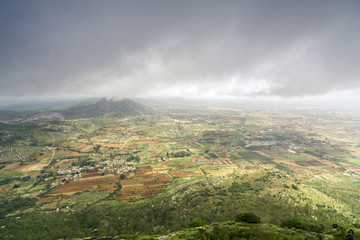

[1,105,360,240]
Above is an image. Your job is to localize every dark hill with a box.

[62,98,154,119]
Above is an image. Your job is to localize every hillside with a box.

[75,221,356,240]
[62,98,155,119]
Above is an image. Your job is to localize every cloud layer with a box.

[1,0,360,99]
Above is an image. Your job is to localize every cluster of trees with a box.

[126,154,140,162]
[171,151,191,158]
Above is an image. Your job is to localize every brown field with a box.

[10,162,48,172]
[100,143,123,148]
[342,163,360,171]
[161,161,177,166]
[42,180,54,185]
[61,158,78,165]
[126,143,138,150]
[179,162,197,167]
[309,161,327,166]
[52,140,67,146]
[247,125,263,130]
[110,165,172,202]
[169,168,200,178]
[247,166,260,170]
[213,158,234,165]
[0,185,10,193]
[82,171,101,178]
[37,194,68,204]
[51,175,117,194]
[324,167,342,173]
[97,183,118,192]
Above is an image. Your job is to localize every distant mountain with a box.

[62,98,154,119]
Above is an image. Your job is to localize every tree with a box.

[187,218,204,228]
[115,182,122,191]
[93,144,101,152]
[235,212,261,223]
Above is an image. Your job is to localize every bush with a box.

[126,154,140,162]
[281,218,324,233]
[281,218,308,231]
[187,218,204,228]
[235,212,261,223]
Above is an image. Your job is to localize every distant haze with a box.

[1,0,360,100]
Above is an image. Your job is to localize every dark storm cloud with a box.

[0,0,359,99]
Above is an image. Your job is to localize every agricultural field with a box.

[1,104,360,239]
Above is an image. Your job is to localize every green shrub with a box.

[281,218,308,231]
[187,218,204,228]
[281,218,324,233]
[234,212,261,223]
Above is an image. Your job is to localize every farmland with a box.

[1,103,360,239]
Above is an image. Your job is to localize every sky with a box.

[1,0,360,101]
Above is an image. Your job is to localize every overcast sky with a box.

[1,0,360,100]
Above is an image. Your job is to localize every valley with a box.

[1,100,360,239]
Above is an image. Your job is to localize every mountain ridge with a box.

[62,97,154,119]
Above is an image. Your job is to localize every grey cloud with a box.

[0,0,359,99]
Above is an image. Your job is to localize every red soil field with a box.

[213,158,234,165]
[324,167,341,173]
[82,171,101,178]
[51,176,116,194]
[309,161,327,166]
[179,162,197,167]
[115,166,171,202]
[37,194,68,204]
[97,183,118,192]
[0,185,10,193]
